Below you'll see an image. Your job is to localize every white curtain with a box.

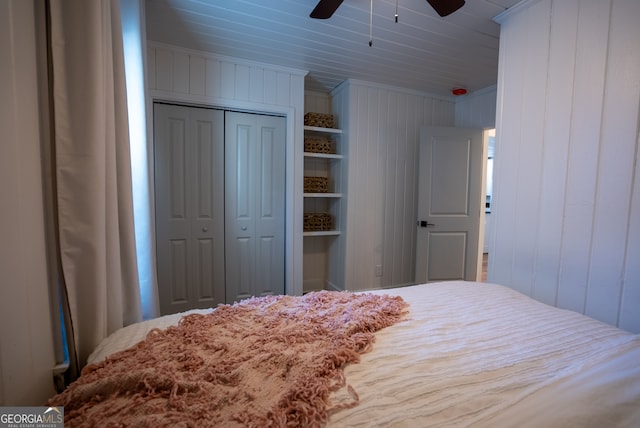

[120,0,160,321]
[48,0,142,366]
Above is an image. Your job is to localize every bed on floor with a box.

[49,281,640,427]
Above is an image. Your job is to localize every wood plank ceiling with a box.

[145,0,522,96]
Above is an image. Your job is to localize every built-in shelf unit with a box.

[302,124,344,291]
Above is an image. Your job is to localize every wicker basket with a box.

[304,136,336,154]
[304,176,329,193]
[304,112,334,128]
[303,213,333,231]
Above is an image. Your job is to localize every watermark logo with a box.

[0,407,63,428]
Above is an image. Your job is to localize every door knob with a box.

[418,220,435,228]
[202,227,208,232]
[241,226,247,231]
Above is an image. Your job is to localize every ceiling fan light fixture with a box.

[310,0,344,19]
[426,0,466,17]
[310,0,466,19]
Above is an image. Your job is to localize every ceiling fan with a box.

[310,0,466,19]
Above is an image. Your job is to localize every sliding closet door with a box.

[154,104,225,315]
[225,112,286,302]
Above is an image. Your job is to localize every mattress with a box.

[87,281,640,427]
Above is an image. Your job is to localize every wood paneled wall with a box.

[454,85,497,129]
[147,42,306,107]
[331,80,456,291]
[492,0,640,332]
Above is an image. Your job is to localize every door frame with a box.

[477,129,492,280]
[146,94,299,302]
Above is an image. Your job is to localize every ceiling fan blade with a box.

[426,0,465,17]
[310,0,344,19]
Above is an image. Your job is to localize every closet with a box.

[154,104,285,315]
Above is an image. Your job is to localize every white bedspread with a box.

[87,281,640,427]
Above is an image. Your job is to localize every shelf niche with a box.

[303,120,344,293]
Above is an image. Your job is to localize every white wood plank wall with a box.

[454,85,497,129]
[146,42,307,296]
[492,0,640,333]
[331,80,456,291]
[147,42,306,108]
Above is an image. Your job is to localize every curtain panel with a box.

[48,0,142,367]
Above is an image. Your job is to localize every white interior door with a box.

[225,112,286,302]
[415,126,484,282]
[154,104,225,314]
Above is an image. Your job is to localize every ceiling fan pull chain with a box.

[369,0,373,46]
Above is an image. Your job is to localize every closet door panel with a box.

[157,106,285,312]
[155,104,191,313]
[226,112,285,302]
[190,108,225,307]
[155,104,225,314]
[225,116,256,302]
[255,117,286,296]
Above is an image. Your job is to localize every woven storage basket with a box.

[304,112,334,128]
[303,213,333,231]
[304,176,329,193]
[304,136,336,154]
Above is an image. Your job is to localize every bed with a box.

[50,281,640,427]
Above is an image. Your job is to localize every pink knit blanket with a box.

[48,291,408,427]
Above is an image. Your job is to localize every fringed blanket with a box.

[48,291,408,427]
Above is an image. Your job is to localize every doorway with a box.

[481,129,495,282]
[153,103,286,315]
